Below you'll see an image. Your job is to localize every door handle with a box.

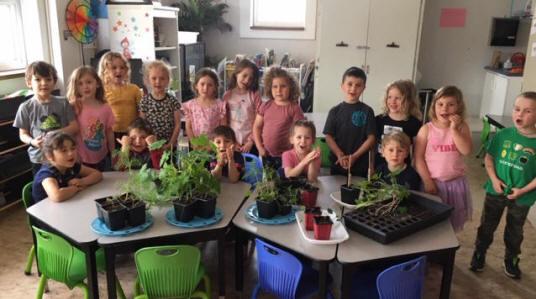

[356,45,370,50]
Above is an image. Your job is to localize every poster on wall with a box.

[107,4,154,61]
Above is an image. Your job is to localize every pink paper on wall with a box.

[440,8,466,28]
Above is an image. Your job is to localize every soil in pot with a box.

[313,216,333,240]
[101,203,127,231]
[195,195,216,219]
[256,200,278,219]
[305,207,321,231]
[341,184,360,205]
[173,199,196,222]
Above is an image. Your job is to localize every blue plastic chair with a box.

[252,238,333,299]
[242,153,263,187]
[376,256,427,299]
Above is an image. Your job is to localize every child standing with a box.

[139,60,181,149]
[323,66,375,177]
[223,59,261,154]
[182,68,227,140]
[114,118,162,170]
[210,125,245,183]
[98,52,142,141]
[14,61,78,174]
[66,66,115,171]
[470,92,536,279]
[282,120,321,182]
[32,132,102,204]
[375,80,422,166]
[376,132,421,190]
[415,86,473,232]
[253,67,304,169]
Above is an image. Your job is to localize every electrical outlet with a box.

[63,30,72,41]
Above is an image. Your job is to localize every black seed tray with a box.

[343,192,453,244]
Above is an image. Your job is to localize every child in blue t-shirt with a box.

[32,132,102,204]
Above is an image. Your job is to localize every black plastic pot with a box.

[278,203,292,216]
[123,199,146,227]
[195,195,217,219]
[101,203,127,231]
[256,199,278,219]
[95,197,108,220]
[341,184,360,205]
[173,199,196,222]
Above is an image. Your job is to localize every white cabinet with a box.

[479,70,522,117]
[313,0,423,114]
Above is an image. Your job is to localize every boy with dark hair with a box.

[115,118,162,170]
[210,125,245,183]
[14,61,78,174]
[323,66,376,177]
[470,92,536,279]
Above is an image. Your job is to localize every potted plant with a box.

[95,197,127,231]
[313,216,333,240]
[304,207,321,231]
[255,168,279,219]
[341,163,360,204]
[277,185,299,216]
[172,0,233,41]
[300,183,319,208]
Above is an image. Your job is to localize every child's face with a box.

[512,96,536,130]
[341,76,365,103]
[195,76,216,98]
[48,140,77,169]
[386,87,405,114]
[27,74,55,101]
[77,73,98,100]
[129,128,148,153]
[434,96,459,124]
[148,67,170,95]
[382,140,408,168]
[290,126,314,155]
[110,58,128,85]
[272,77,290,102]
[213,136,234,153]
[236,67,254,91]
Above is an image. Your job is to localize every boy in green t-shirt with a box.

[470,92,536,279]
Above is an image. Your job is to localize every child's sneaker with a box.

[504,257,521,279]
[469,250,486,272]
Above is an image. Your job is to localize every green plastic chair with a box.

[315,138,331,168]
[21,182,36,275]
[476,116,491,159]
[32,226,125,299]
[134,245,211,299]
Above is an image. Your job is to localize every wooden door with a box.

[313,0,370,113]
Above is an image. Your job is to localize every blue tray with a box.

[91,214,153,237]
[166,207,223,228]
[245,204,297,225]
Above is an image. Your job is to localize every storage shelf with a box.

[0,168,31,185]
[0,198,21,212]
[155,46,177,51]
[0,120,14,126]
[0,143,28,156]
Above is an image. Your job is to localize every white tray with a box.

[295,209,349,245]
[330,191,358,209]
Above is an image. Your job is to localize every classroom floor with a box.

[1,140,536,298]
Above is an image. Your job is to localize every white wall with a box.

[522,0,536,92]
[417,0,529,117]
[202,0,318,64]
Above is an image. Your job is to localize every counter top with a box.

[484,66,523,77]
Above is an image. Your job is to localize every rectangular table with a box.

[26,171,130,299]
[232,175,342,297]
[98,181,250,299]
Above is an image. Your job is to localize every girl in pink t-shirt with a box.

[67,66,115,171]
[223,59,261,153]
[182,68,227,141]
[253,67,304,169]
[415,86,473,231]
[282,120,321,182]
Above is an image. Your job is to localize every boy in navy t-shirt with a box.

[210,126,245,183]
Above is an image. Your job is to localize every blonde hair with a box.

[98,52,131,86]
[263,66,300,102]
[382,80,421,120]
[66,66,105,114]
[381,131,411,152]
[143,60,172,89]
[429,85,466,121]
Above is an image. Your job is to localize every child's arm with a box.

[61,120,79,136]
[168,110,182,149]
[185,118,195,140]
[325,134,349,169]
[484,153,506,194]
[42,178,81,202]
[67,165,103,189]
[211,152,225,179]
[509,177,536,200]
[450,116,472,156]
[284,149,320,179]
[349,134,375,166]
[252,114,266,156]
[19,128,43,148]
[107,126,115,157]
[117,135,130,153]
[307,149,321,182]
[226,146,241,183]
[414,126,437,194]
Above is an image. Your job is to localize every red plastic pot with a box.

[313,216,333,240]
[305,207,321,231]
[301,189,318,208]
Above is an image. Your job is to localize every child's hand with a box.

[227,145,235,163]
[241,142,253,153]
[258,146,267,157]
[507,188,524,200]
[32,135,45,148]
[216,150,228,167]
[336,155,350,169]
[423,179,438,194]
[67,178,84,189]
[117,135,130,148]
[304,149,320,164]
[145,135,157,146]
[449,115,462,130]
[491,177,506,194]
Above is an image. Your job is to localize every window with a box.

[240,0,317,40]
[0,0,26,72]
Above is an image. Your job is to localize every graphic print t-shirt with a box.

[77,104,115,164]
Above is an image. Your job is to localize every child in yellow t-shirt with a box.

[98,52,142,143]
